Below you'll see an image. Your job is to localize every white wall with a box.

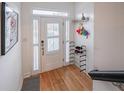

[74,2,124,91]
[92,2,124,91]
[94,3,124,70]
[74,2,94,72]
[21,2,75,77]
[74,2,124,72]
[0,2,22,90]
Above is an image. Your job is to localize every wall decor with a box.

[1,2,18,55]
[75,23,90,39]
[73,13,90,39]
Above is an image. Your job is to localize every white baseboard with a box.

[64,62,74,66]
[18,76,23,91]
[18,72,32,90]
[23,72,31,79]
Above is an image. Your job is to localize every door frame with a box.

[32,15,69,74]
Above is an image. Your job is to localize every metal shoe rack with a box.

[69,41,75,64]
[75,45,86,72]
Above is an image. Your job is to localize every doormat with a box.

[21,75,40,91]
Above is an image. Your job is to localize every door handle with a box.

[41,40,44,43]
[41,40,44,55]
[42,48,44,56]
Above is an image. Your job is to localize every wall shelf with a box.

[72,13,89,23]
[72,18,89,23]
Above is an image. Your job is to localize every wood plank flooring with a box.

[40,64,93,91]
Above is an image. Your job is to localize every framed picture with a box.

[1,2,18,55]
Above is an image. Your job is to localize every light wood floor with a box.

[40,64,93,91]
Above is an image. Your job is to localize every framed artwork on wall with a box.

[1,2,18,55]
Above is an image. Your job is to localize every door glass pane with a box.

[47,37,59,52]
[47,23,60,52]
[47,24,54,37]
[33,20,38,44]
[47,23,59,37]
[33,19,39,72]
[53,37,59,50]
[66,20,69,41]
[33,46,39,71]
[53,24,59,36]
[33,10,68,17]
[65,20,70,63]
[47,38,54,52]
[66,42,70,62]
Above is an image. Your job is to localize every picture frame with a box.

[1,2,18,55]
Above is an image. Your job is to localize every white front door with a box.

[40,17,64,72]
